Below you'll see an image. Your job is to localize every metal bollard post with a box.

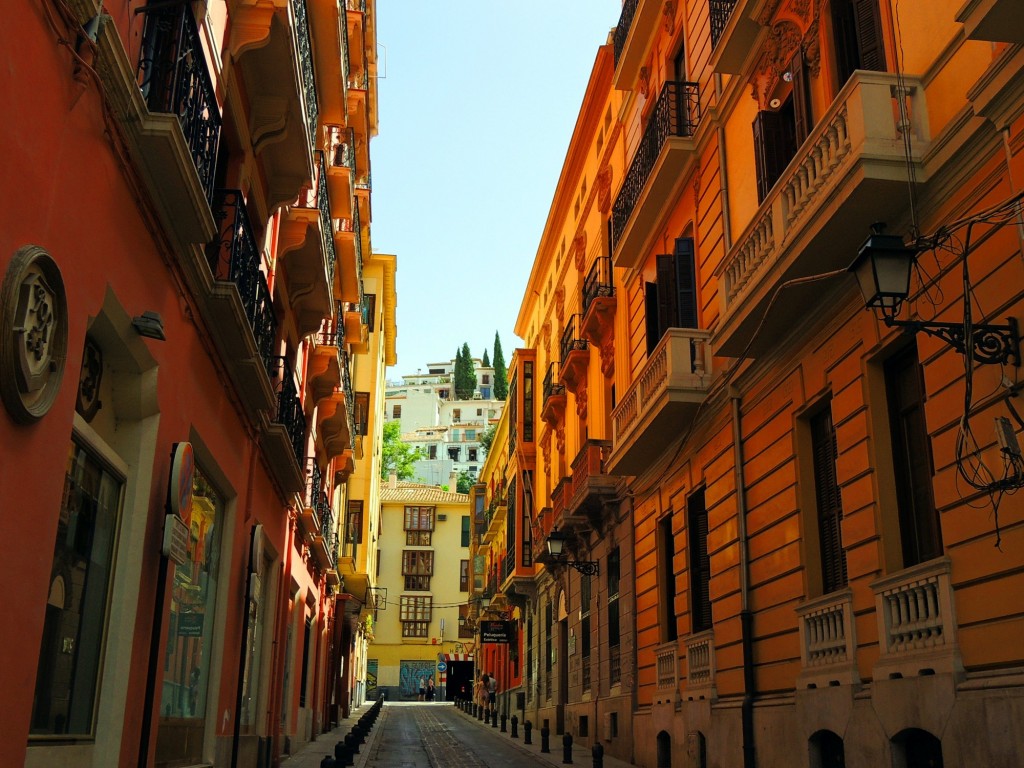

[335,740,352,767]
[477,704,483,721]
[500,712,507,732]
[541,726,550,753]
[592,743,604,768]
[345,732,360,755]
[562,733,574,764]
[524,720,533,745]
[320,756,337,768]
[511,715,519,739]
[491,708,499,728]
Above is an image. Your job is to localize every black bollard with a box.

[562,732,574,764]
[524,720,533,745]
[320,756,337,768]
[477,704,483,721]
[541,726,550,753]
[501,712,507,732]
[592,743,604,768]
[345,732,360,755]
[491,708,498,728]
[335,740,352,767]
[511,715,519,739]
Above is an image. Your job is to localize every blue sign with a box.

[437,661,447,672]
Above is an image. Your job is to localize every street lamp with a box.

[545,530,599,576]
[849,226,1020,366]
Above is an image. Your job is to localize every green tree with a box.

[479,423,497,456]
[456,470,476,494]
[454,342,477,399]
[380,420,423,480]
[493,331,508,401]
[482,348,491,367]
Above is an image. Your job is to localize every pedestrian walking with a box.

[487,672,498,714]
[426,677,435,701]
[476,673,489,713]
[418,676,426,701]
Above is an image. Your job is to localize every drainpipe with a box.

[731,391,755,768]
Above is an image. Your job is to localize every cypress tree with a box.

[454,343,477,399]
[482,348,491,368]
[493,332,508,401]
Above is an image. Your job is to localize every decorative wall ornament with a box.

[638,66,650,99]
[575,380,588,420]
[1,246,68,424]
[76,337,103,422]
[663,1,676,35]
[555,287,565,324]
[750,20,803,109]
[803,17,821,77]
[555,425,565,454]
[542,321,551,356]
[599,338,615,377]
[597,165,613,214]
[573,232,587,273]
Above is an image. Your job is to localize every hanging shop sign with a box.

[170,441,195,524]
[480,620,514,644]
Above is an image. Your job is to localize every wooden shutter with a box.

[752,110,793,203]
[789,48,813,145]
[688,489,713,633]
[852,0,885,72]
[811,407,848,593]
[673,238,698,329]
[656,254,677,344]
[645,281,661,355]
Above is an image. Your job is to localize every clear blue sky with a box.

[371,1,621,379]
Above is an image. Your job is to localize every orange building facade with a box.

[1,0,389,766]
[483,1,1024,766]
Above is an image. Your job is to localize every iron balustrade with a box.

[352,203,364,304]
[339,1,350,87]
[292,0,319,152]
[270,356,307,466]
[709,0,739,49]
[560,315,588,363]
[346,0,366,11]
[305,459,331,530]
[207,190,279,376]
[611,81,700,247]
[543,363,564,403]
[340,350,356,449]
[315,316,342,348]
[315,152,337,287]
[331,126,357,173]
[348,70,369,90]
[583,257,614,315]
[612,0,640,67]
[136,0,221,202]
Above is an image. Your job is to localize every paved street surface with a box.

[285,702,640,768]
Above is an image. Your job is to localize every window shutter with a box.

[645,281,660,355]
[852,0,885,72]
[789,48,812,145]
[673,238,698,329]
[752,110,794,203]
[656,253,677,340]
[811,408,847,593]
[688,489,713,633]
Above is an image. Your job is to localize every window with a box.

[404,506,434,545]
[392,404,402,418]
[465,429,476,440]
[347,500,364,558]
[461,515,470,547]
[688,487,712,633]
[400,596,432,638]
[468,448,478,462]
[453,408,461,422]
[831,0,885,88]
[460,559,469,592]
[645,237,698,354]
[752,49,811,202]
[581,574,592,691]
[439,388,449,399]
[364,293,377,331]
[428,445,437,460]
[299,616,312,706]
[608,548,621,685]
[523,361,534,443]
[811,406,848,593]
[885,345,942,567]
[451,429,460,442]
[402,550,434,575]
[32,439,124,736]
[355,392,370,435]
[483,374,490,384]
[405,575,431,591]
[659,514,678,641]
[448,447,460,461]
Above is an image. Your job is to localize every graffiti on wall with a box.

[399,660,437,699]
[366,659,378,697]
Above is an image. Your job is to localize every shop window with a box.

[645,237,698,354]
[688,487,713,633]
[31,440,124,737]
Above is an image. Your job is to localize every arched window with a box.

[809,729,846,767]
[891,728,943,768]
[657,730,673,768]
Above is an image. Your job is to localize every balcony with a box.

[612,0,663,91]
[318,351,355,459]
[608,328,712,476]
[346,0,368,94]
[308,317,343,401]
[299,458,331,540]
[655,642,679,705]
[580,257,616,376]
[541,363,566,427]
[279,152,337,336]
[308,0,350,126]
[231,0,314,211]
[342,299,369,353]
[311,509,337,571]
[564,440,618,525]
[795,589,859,689]
[335,204,364,304]
[326,126,356,220]
[708,0,766,74]
[870,557,962,680]
[611,81,700,269]
[262,356,307,495]
[128,0,220,244]
[204,189,277,417]
[559,316,589,394]
[956,0,1024,43]
[714,72,929,358]
[684,631,717,700]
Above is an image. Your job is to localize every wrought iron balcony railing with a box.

[709,0,739,49]
[611,81,700,247]
[207,190,279,375]
[271,356,307,466]
[543,363,565,403]
[340,350,356,450]
[136,0,221,202]
[332,127,357,173]
[316,152,337,287]
[583,257,614,315]
[315,315,343,348]
[346,0,366,11]
[305,458,331,529]
[292,0,319,151]
[560,315,588,363]
[612,0,640,67]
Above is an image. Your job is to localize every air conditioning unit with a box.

[438,514,447,521]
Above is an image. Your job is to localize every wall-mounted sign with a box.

[480,620,514,644]
[170,442,194,524]
[162,514,190,565]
